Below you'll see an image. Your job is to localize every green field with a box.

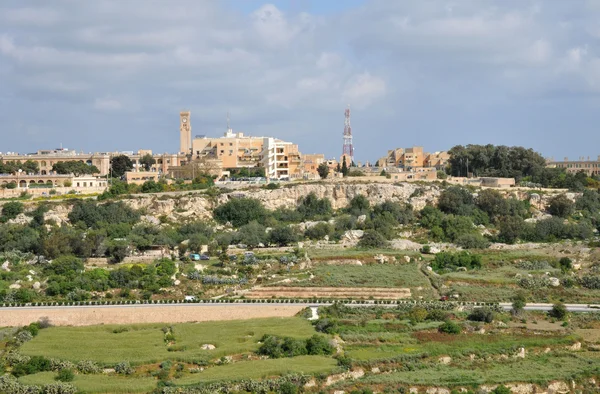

[344,332,579,361]
[357,354,600,386]
[20,318,316,365]
[289,263,433,294]
[19,372,156,394]
[175,356,338,385]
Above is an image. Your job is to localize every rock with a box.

[438,356,452,365]
[572,263,581,270]
[544,347,551,353]
[476,328,486,334]
[567,342,581,351]
[8,213,33,225]
[304,379,317,388]
[403,256,411,263]
[103,368,116,374]
[9,283,21,289]
[357,214,367,224]
[548,277,560,287]
[33,282,41,290]
[514,347,525,359]
[201,344,216,350]
[547,381,569,394]
[469,354,476,361]
[342,230,364,242]
[173,280,181,286]
[26,275,33,282]
[140,215,161,225]
[426,389,451,394]
[1,261,9,271]
[374,254,388,264]
[371,367,380,373]
[426,266,433,272]
[410,389,419,394]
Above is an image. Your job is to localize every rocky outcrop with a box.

[234,183,440,211]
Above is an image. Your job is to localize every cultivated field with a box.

[245,286,411,299]
[19,317,316,364]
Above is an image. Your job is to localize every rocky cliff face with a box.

[226,182,441,211]
[38,182,575,225]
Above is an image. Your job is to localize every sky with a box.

[1,0,600,163]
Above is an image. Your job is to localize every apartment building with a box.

[546,156,600,177]
[377,146,449,170]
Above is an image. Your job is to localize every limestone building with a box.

[546,156,600,177]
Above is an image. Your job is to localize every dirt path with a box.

[0,305,305,327]
[418,262,440,298]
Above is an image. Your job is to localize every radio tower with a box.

[343,105,354,163]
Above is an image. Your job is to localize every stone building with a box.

[546,156,600,177]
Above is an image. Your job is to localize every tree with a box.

[297,193,333,220]
[491,386,511,394]
[140,180,164,193]
[1,201,24,220]
[52,161,99,175]
[139,154,156,171]
[341,157,349,177]
[512,292,526,315]
[269,225,298,246]
[110,155,134,178]
[497,215,525,244]
[549,302,568,320]
[213,198,268,227]
[437,186,473,215]
[347,195,370,216]
[467,307,495,323]
[317,163,329,179]
[547,194,574,218]
[357,231,387,248]
[235,221,267,248]
[476,189,508,220]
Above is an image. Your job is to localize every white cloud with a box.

[94,98,123,111]
[343,73,386,109]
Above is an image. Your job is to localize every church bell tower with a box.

[179,111,191,155]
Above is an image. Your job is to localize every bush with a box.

[559,257,572,272]
[467,307,495,323]
[213,198,268,227]
[278,381,298,394]
[305,222,334,240]
[455,233,490,249]
[1,201,24,220]
[55,369,74,382]
[437,186,473,215]
[357,231,387,249]
[438,321,461,334]
[491,385,511,394]
[115,361,134,375]
[547,194,574,218]
[549,302,568,320]
[431,251,481,272]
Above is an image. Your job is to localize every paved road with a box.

[2,302,599,312]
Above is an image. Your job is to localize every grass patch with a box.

[175,355,337,385]
[20,318,316,365]
[345,333,579,361]
[289,263,432,293]
[19,372,156,393]
[357,354,599,386]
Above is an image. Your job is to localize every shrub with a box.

[76,360,101,374]
[213,198,268,227]
[305,222,334,240]
[43,382,77,394]
[438,321,461,334]
[115,361,134,375]
[491,385,511,394]
[547,194,574,218]
[455,233,490,249]
[437,186,473,215]
[549,302,568,320]
[55,369,74,382]
[278,381,298,394]
[559,257,572,272]
[431,251,482,272]
[357,231,387,249]
[467,307,495,323]
[1,201,24,220]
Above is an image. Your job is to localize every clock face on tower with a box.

[182,118,187,123]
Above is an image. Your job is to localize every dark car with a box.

[199,254,210,260]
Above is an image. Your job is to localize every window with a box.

[220,150,224,154]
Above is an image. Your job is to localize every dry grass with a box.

[0,305,304,327]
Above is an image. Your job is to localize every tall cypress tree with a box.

[342,157,349,177]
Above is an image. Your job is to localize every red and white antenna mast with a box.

[343,105,354,163]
